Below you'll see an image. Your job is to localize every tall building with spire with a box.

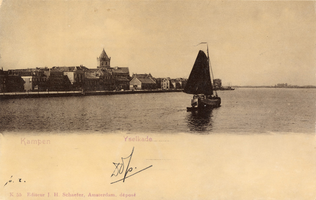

[94,49,130,90]
[97,49,111,68]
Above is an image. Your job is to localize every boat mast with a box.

[206,43,218,97]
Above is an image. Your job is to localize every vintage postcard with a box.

[0,0,315,199]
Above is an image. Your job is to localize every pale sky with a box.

[0,0,315,86]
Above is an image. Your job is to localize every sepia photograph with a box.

[0,0,315,199]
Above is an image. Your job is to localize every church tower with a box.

[97,49,111,68]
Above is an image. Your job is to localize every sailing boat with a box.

[184,43,221,111]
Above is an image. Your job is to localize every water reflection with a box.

[186,109,213,132]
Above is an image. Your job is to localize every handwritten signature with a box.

[111,147,152,184]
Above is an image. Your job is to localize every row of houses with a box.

[0,49,187,93]
[0,67,187,92]
[130,74,187,91]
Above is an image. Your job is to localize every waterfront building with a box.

[177,78,187,89]
[0,69,25,92]
[21,76,33,91]
[8,69,33,91]
[213,79,222,90]
[5,75,25,92]
[50,66,87,90]
[111,67,130,90]
[130,73,156,90]
[161,77,171,90]
[32,70,48,91]
[154,78,163,89]
[170,79,180,89]
[8,68,49,91]
[84,69,101,91]
[96,49,130,90]
[84,68,114,91]
[160,77,187,90]
[99,69,115,91]
[170,78,187,89]
[46,70,72,91]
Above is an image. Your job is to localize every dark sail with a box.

[183,50,213,95]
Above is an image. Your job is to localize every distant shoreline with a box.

[1,86,314,100]
[0,89,184,100]
[232,86,316,89]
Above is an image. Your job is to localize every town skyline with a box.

[0,0,315,86]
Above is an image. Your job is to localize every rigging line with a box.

[207,44,218,97]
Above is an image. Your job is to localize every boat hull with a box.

[187,97,221,111]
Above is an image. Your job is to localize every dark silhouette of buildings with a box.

[1,49,188,93]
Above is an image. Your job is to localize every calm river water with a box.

[0,88,315,133]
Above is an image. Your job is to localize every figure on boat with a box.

[184,44,221,111]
